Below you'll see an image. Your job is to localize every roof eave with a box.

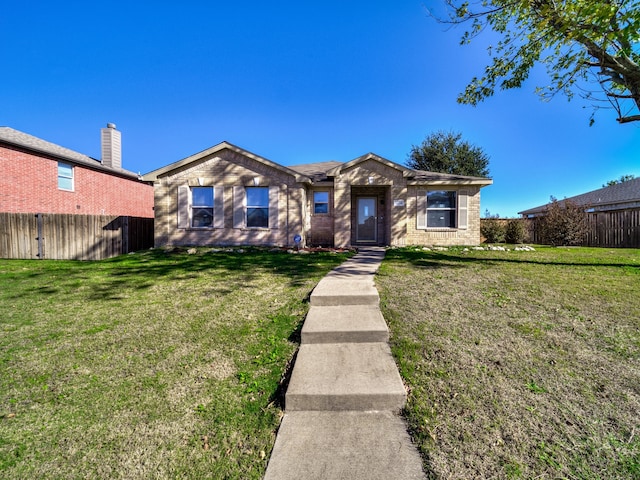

[1,137,141,181]
[327,153,415,178]
[407,179,493,187]
[142,141,311,183]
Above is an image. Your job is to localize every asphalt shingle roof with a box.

[519,177,640,215]
[288,161,344,182]
[0,126,140,179]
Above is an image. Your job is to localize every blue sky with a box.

[2,1,638,217]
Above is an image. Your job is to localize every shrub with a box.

[505,218,528,244]
[481,216,506,243]
[536,198,588,246]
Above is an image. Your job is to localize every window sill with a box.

[418,227,459,231]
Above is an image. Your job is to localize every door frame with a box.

[355,196,377,243]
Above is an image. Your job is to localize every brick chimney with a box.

[101,123,121,169]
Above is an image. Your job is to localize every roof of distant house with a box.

[519,177,640,216]
[0,126,141,180]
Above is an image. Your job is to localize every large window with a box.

[246,187,269,228]
[426,191,456,228]
[191,187,214,227]
[58,162,74,191]
[313,191,329,214]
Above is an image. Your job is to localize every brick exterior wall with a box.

[153,150,306,247]
[332,160,483,247]
[333,160,408,248]
[151,148,488,248]
[0,144,154,217]
[405,185,482,246]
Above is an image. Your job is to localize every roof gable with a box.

[142,141,311,183]
[325,153,492,185]
[326,153,414,178]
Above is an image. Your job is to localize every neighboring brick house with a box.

[143,141,492,248]
[0,125,153,217]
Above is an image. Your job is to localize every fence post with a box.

[36,213,44,259]
[122,216,129,254]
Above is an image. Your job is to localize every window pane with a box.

[314,191,329,214]
[192,208,214,227]
[246,187,269,207]
[427,191,456,208]
[314,203,329,214]
[247,207,269,228]
[314,191,328,203]
[58,162,73,177]
[192,187,213,206]
[427,210,456,228]
[58,162,73,190]
[58,176,73,190]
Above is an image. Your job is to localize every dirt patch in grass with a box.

[377,246,640,479]
[0,248,351,479]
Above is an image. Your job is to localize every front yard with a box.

[0,248,351,479]
[377,246,640,479]
[1,245,638,479]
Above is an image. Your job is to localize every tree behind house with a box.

[407,131,490,177]
[603,174,636,187]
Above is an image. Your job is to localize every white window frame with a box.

[245,186,270,228]
[427,190,457,228]
[313,191,330,214]
[416,189,468,230]
[190,186,214,228]
[177,185,224,230]
[58,162,74,191]
[233,185,279,230]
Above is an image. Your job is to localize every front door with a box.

[356,197,377,242]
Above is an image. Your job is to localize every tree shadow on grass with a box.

[3,248,353,302]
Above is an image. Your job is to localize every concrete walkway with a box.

[264,247,426,479]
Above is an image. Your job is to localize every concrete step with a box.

[264,411,426,480]
[309,278,379,306]
[285,343,406,412]
[301,305,389,344]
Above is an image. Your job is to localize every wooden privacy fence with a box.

[0,213,154,260]
[583,209,640,248]
[482,208,640,248]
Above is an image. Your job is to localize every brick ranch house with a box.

[143,141,492,248]
[0,124,153,217]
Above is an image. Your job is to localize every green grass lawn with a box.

[377,246,640,479]
[0,247,351,479]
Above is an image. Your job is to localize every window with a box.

[191,187,214,227]
[177,185,223,229]
[246,187,269,228]
[426,191,457,228]
[58,162,74,190]
[313,191,329,214]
